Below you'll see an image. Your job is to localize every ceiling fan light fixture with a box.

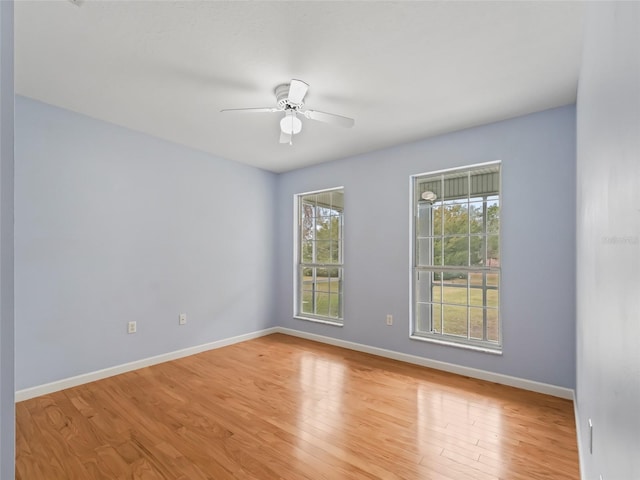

[280,111,302,135]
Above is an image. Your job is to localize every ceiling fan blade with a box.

[279,131,292,144]
[287,79,309,105]
[220,107,279,113]
[303,109,355,128]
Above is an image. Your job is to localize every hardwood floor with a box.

[16,333,580,479]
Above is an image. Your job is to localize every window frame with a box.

[293,187,344,326]
[410,162,502,353]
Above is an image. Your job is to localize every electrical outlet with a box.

[386,314,393,326]
[127,321,137,334]
[179,313,187,325]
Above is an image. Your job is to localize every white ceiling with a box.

[15,1,585,173]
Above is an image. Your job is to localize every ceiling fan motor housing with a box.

[275,83,303,110]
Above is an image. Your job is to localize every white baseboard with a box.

[15,327,279,402]
[15,326,574,402]
[573,391,586,479]
[274,327,575,400]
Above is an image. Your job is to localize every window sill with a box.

[410,334,502,355]
[294,316,344,327]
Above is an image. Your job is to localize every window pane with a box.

[431,272,443,302]
[331,240,341,263]
[443,236,469,266]
[469,201,484,234]
[328,293,341,318]
[417,202,434,237]
[469,271,483,288]
[433,238,443,266]
[487,235,499,266]
[487,288,499,309]
[487,308,500,342]
[326,267,340,279]
[443,305,467,337]
[315,292,329,317]
[487,197,499,234]
[300,210,315,240]
[300,265,313,281]
[301,241,313,263]
[327,268,342,296]
[301,289,313,315]
[317,215,334,232]
[315,241,332,263]
[470,307,484,340]
[432,202,443,235]
[443,203,469,236]
[415,302,432,333]
[416,238,435,266]
[432,303,442,333]
[469,285,485,307]
[315,268,329,291]
[442,272,468,305]
[415,270,434,303]
[470,235,485,266]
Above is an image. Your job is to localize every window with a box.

[295,188,344,325]
[411,163,501,351]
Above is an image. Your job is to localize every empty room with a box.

[0,1,638,479]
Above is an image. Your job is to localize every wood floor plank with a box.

[16,333,580,479]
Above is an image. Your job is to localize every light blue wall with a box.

[0,2,15,478]
[276,106,577,389]
[576,2,640,479]
[15,101,577,395]
[14,96,278,390]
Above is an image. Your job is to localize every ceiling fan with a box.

[221,79,355,145]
